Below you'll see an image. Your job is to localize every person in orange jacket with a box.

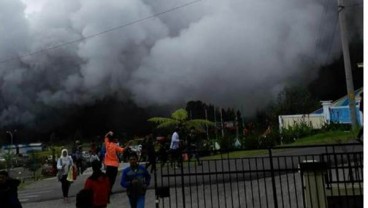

[103,131,131,201]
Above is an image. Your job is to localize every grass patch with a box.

[201,149,269,160]
[201,130,356,159]
[283,130,355,146]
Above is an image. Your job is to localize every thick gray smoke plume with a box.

[0,0,363,126]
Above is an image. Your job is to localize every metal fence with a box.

[153,143,363,208]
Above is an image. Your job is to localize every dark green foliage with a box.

[0,162,6,170]
[308,41,363,102]
[279,122,314,144]
[2,151,14,171]
[186,101,208,119]
[218,137,235,150]
[273,86,320,115]
[320,122,351,132]
[24,152,42,179]
[241,135,259,150]
[258,130,281,148]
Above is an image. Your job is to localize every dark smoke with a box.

[0,0,363,134]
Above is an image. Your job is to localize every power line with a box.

[0,0,203,65]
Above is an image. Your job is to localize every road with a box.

[18,163,130,203]
[19,142,362,205]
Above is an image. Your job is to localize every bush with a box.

[321,122,351,132]
[24,152,43,179]
[219,137,235,151]
[2,151,15,170]
[41,164,56,177]
[280,122,314,144]
[259,130,281,148]
[242,135,259,150]
[0,161,6,170]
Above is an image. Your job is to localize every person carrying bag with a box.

[57,149,74,203]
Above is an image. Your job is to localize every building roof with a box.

[311,87,363,114]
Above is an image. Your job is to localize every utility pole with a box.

[337,0,358,129]
[214,107,218,140]
[220,108,225,138]
[235,114,239,140]
[204,107,209,140]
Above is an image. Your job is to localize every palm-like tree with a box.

[148,108,215,131]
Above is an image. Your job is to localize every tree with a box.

[148,108,215,133]
[25,152,42,180]
[257,86,321,131]
[273,86,320,115]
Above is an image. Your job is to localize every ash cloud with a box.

[0,0,362,127]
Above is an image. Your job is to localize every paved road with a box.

[23,188,158,208]
[18,162,130,203]
[19,142,362,206]
[23,173,303,208]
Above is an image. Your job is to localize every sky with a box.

[0,0,363,127]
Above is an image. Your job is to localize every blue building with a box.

[279,88,363,130]
[312,88,363,125]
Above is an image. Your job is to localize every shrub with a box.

[0,161,6,170]
[259,130,281,148]
[321,122,351,132]
[219,137,235,151]
[2,151,15,170]
[280,121,314,144]
[242,135,259,150]
[24,152,43,179]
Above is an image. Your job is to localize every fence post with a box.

[180,156,186,208]
[300,162,327,208]
[268,148,278,208]
[154,168,159,208]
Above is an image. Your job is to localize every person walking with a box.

[169,127,181,168]
[99,142,106,169]
[89,150,100,164]
[144,134,157,173]
[187,127,202,165]
[157,140,169,168]
[0,171,22,208]
[57,148,73,203]
[84,160,110,208]
[71,140,84,175]
[103,131,131,200]
[121,152,151,208]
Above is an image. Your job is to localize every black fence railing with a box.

[153,143,363,208]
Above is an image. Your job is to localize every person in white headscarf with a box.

[57,149,73,203]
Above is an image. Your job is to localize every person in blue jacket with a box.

[121,152,151,208]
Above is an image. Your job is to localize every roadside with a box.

[19,162,130,204]
[18,137,361,205]
[23,188,157,208]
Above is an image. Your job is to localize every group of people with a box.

[58,131,151,208]
[166,127,203,168]
[0,128,201,208]
[137,127,203,171]
[73,128,203,207]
